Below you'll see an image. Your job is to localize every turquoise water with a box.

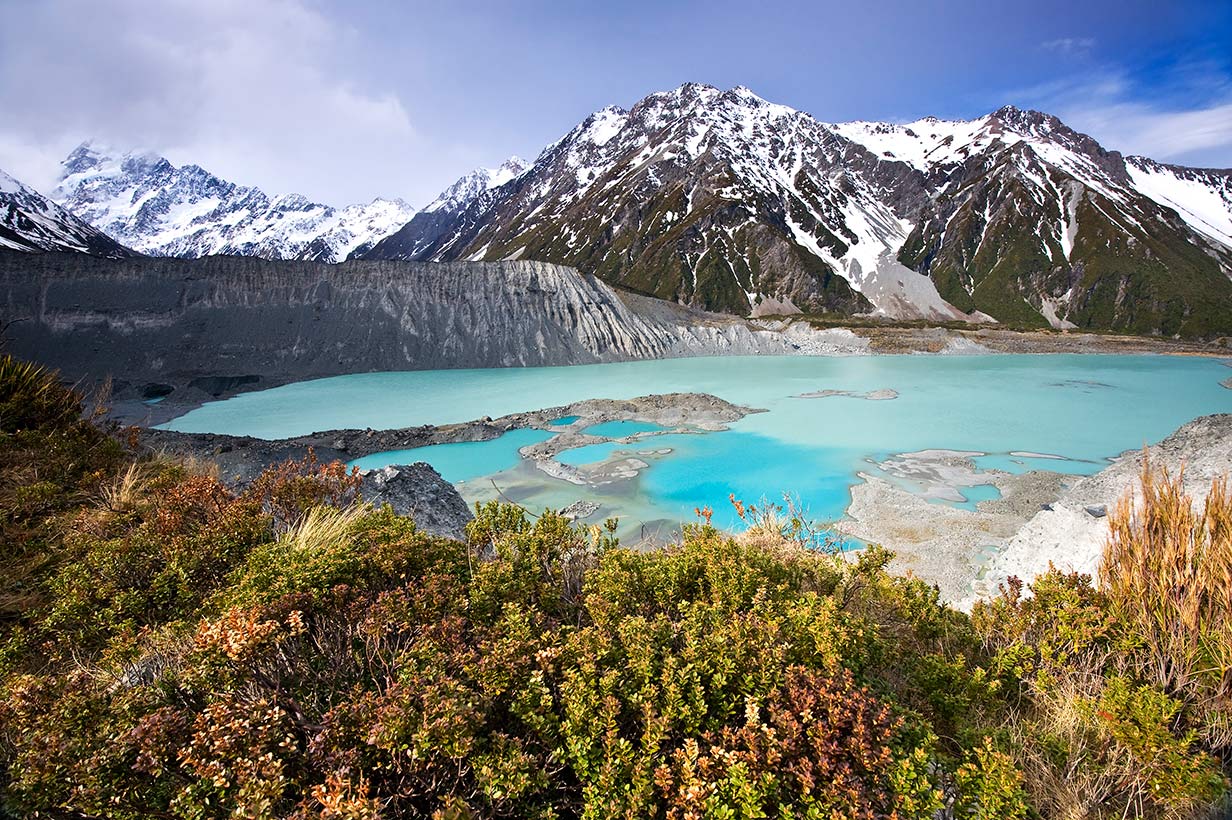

[162,355,1231,531]
[556,432,696,467]
[347,428,554,483]
[582,420,667,437]
[550,415,581,426]
[954,484,1002,511]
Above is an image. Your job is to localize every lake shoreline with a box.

[139,406,1232,607]
[104,324,1228,428]
[837,413,1232,608]
[127,350,1232,609]
[137,392,761,488]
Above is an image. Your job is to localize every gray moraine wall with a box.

[0,251,866,411]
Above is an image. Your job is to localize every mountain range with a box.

[48,143,418,263]
[363,83,1232,336]
[3,83,1231,336]
[1,169,134,257]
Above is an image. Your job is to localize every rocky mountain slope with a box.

[363,84,1232,336]
[1,168,134,257]
[366,157,530,262]
[0,250,865,403]
[51,143,416,262]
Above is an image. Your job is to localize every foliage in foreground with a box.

[0,354,1229,819]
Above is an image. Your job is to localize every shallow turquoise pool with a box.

[162,355,1232,531]
[581,420,667,438]
[347,428,554,483]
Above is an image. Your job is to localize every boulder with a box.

[360,463,473,541]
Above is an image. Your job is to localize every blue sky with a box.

[1,0,1229,205]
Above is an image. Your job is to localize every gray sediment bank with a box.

[840,415,1232,608]
[139,392,760,488]
[842,463,1073,604]
[963,413,1232,608]
[4,251,1227,427]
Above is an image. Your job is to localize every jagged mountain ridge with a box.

[422,157,530,215]
[367,157,531,261]
[363,84,1232,336]
[0,168,135,258]
[51,143,417,263]
[877,107,1232,333]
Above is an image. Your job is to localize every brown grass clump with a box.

[96,462,153,512]
[1101,459,1232,750]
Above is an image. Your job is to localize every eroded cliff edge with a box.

[0,251,865,415]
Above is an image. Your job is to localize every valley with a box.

[5,5,1232,813]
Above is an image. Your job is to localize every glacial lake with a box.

[162,355,1232,533]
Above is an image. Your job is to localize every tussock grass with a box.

[280,503,368,555]
[97,463,150,512]
[0,356,81,431]
[1101,460,1232,749]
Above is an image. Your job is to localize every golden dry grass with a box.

[280,503,368,555]
[97,462,151,512]
[1101,459,1232,750]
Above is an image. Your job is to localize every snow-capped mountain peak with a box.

[1,166,135,257]
[51,145,416,262]
[363,82,1232,335]
[421,156,530,214]
[30,82,1230,336]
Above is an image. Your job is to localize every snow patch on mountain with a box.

[828,116,999,171]
[1124,158,1232,249]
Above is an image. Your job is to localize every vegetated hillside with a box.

[364,84,1232,337]
[1,355,1230,818]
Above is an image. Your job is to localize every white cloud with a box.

[0,0,436,204]
[1010,65,1232,167]
[1041,37,1095,54]
[1067,100,1232,163]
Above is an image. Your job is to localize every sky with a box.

[0,0,1229,207]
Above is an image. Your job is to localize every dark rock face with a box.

[360,463,474,541]
[188,375,262,397]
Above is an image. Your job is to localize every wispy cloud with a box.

[0,0,425,204]
[1041,37,1096,54]
[1071,100,1232,163]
